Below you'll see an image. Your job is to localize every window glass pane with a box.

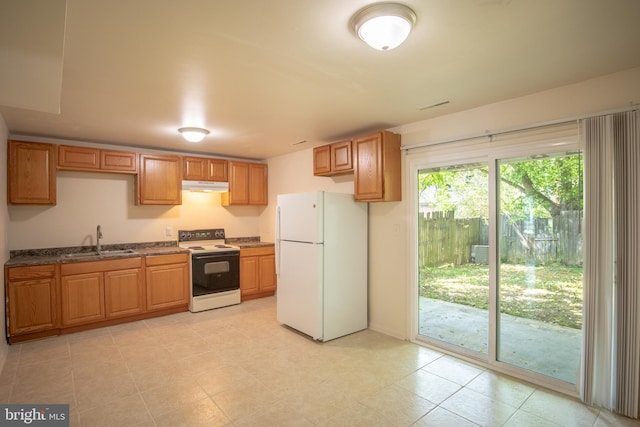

[418,164,489,354]
[497,152,583,383]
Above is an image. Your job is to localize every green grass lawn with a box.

[419,263,583,329]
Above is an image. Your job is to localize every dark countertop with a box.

[235,241,275,249]
[5,242,189,268]
[5,237,275,268]
[226,237,274,249]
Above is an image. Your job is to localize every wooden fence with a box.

[418,210,583,267]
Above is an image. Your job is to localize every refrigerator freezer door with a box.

[277,191,323,244]
[276,240,323,340]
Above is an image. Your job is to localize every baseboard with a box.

[368,322,407,340]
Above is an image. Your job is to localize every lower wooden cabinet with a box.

[104,268,144,318]
[240,246,276,301]
[145,253,190,311]
[60,257,142,326]
[61,272,105,326]
[5,264,57,336]
[5,253,190,343]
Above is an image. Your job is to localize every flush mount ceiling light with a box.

[351,3,416,51]
[178,127,209,142]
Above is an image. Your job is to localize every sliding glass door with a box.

[497,153,583,383]
[415,146,583,385]
[417,164,489,355]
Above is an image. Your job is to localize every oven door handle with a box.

[193,254,238,261]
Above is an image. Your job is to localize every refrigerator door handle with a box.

[275,206,281,277]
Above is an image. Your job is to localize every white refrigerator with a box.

[275,191,368,342]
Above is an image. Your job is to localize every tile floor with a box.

[0,296,638,427]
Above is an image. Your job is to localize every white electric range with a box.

[178,229,241,312]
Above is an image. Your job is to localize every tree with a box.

[418,166,488,218]
[419,153,583,220]
[500,155,583,219]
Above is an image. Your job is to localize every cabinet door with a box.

[8,140,56,205]
[105,268,144,318]
[353,133,384,201]
[7,278,57,335]
[240,256,260,297]
[248,163,268,205]
[331,140,353,173]
[313,145,332,176]
[58,145,100,170]
[259,254,277,292]
[208,159,228,182]
[224,161,250,205]
[146,263,189,310]
[183,157,207,181]
[61,272,105,326]
[353,131,401,202]
[101,150,137,173]
[137,154,182,205]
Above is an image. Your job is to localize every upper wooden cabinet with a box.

[313,140,353,176]
[8,140,57,205]
[101,150,138,173]
[353,130,402,202]
[58,145,138,173]
[222,161,268,206]
[137,154,182,205]
[183,157,228,182]
[58,145,99,170]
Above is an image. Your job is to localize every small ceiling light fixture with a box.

[178,127,209,143]
[351,3,417,51]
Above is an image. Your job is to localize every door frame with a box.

[406,134,582,397]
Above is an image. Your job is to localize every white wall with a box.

[8,171,263,250]
[263,66,640,340]
[261,149,355,242]
[0,114,10,371]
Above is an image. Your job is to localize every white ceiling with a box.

[2,0,640,160]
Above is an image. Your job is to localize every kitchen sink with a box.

[100,249,137,255]
[62,249,138,259]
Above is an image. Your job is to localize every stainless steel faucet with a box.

[96,225,103,253]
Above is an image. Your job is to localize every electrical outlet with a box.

[165,227,173,237]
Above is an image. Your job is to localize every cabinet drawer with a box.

[61,257,142,275]
[240,246,275,257]
[7,264,56,280]
[145,253,189,266]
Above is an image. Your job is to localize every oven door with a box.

[191,252,240,297]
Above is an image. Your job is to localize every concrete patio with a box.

[419,297,581,384]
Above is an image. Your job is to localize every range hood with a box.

[181,180,229,192]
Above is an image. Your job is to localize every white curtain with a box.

[581,110,640,418]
